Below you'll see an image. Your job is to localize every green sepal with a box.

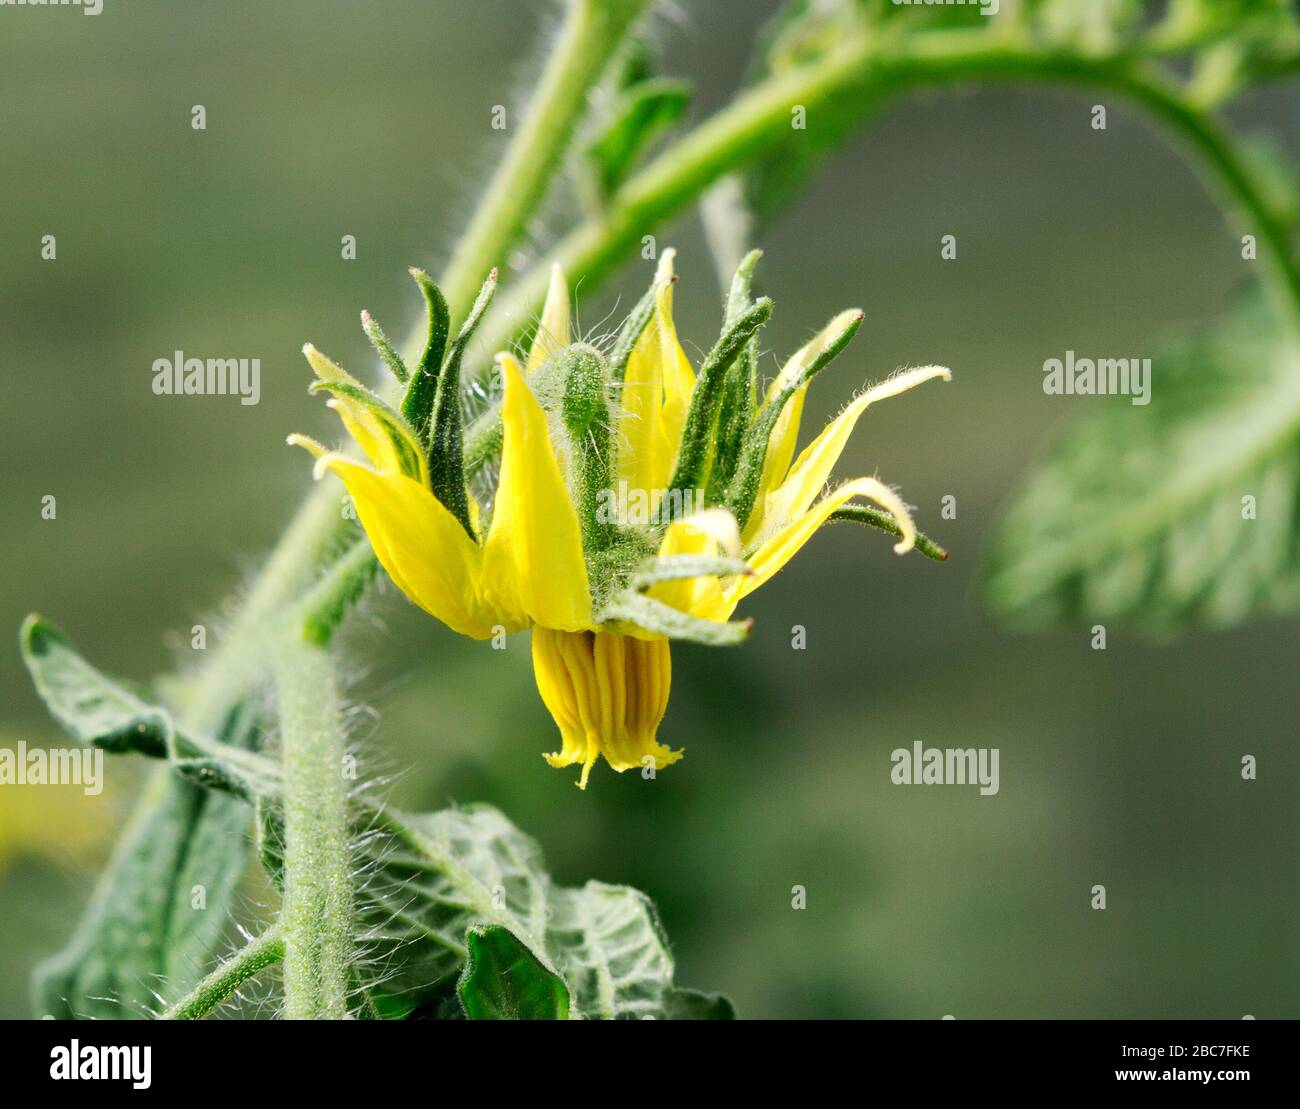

[457,926,570,1020]
[360,310,409,384]
[307,378,426,481]
[443,268,498,375]
[400,267,451,437]
[557,344,617,553]
[427,270,497,540]
[462,407,504,480]
[598,590,752,645]
[828,505,949,562]
[727,308,864,531]
[723,248,763,327]
[585,76,690,199]
[628,554,751,590]
[607,279,659,383]
[706,250,765,503]
[667,297,772,508]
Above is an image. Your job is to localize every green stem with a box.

[472,32,1300,363]
[298,538,380,646]
[161,928,284,1020]
[276,641,353,1020]
[180,487,349,731]
[429,0,651,331]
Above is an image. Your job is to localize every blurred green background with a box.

[2,0,1297,1019]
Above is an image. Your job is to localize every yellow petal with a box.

[303,344,426,483]
[481,355,592,631]
[756,365,950,545]
[525,263,571,374]
[616,249,696,501]
[654,252,696,454]
[730,476,918,612]
[742,384,806,545]
[306,450,499,638]
[533,628,681,789]
[651,509,742,622]
[743,311,861,543]
[761,309,865,408]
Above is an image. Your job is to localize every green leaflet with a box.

[738,0,881,223]
[21,616,255,1019]
[22,618,733,1021]
[33,766,253,1020]
[457,926,569,1020]
[585,76,690,199]
[983,298,1300,630]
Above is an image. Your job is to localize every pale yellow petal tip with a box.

[544,748,597,790]
[678,507,742,559]
[525,264,572,373]
[654,247,677,284]
[903,364,952,384]
[307,449,360,483]
[286,432,327,460]
[302,343,356,385]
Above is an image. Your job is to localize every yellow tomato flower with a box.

[291,251,949,787]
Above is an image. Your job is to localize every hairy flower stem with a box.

[429,0,651,335]
[182,488,349,731]
[161,928,284,1020]
[276,641,353,1020]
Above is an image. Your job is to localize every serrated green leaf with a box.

[32,764,254,1020]
[23,620,731,1019]
[355,804,686,1019]
[983,299,1300,631]
[457,926,570,1020]
[21,615,281,803]
[21,615,169,757]
[20,616,265,1019]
